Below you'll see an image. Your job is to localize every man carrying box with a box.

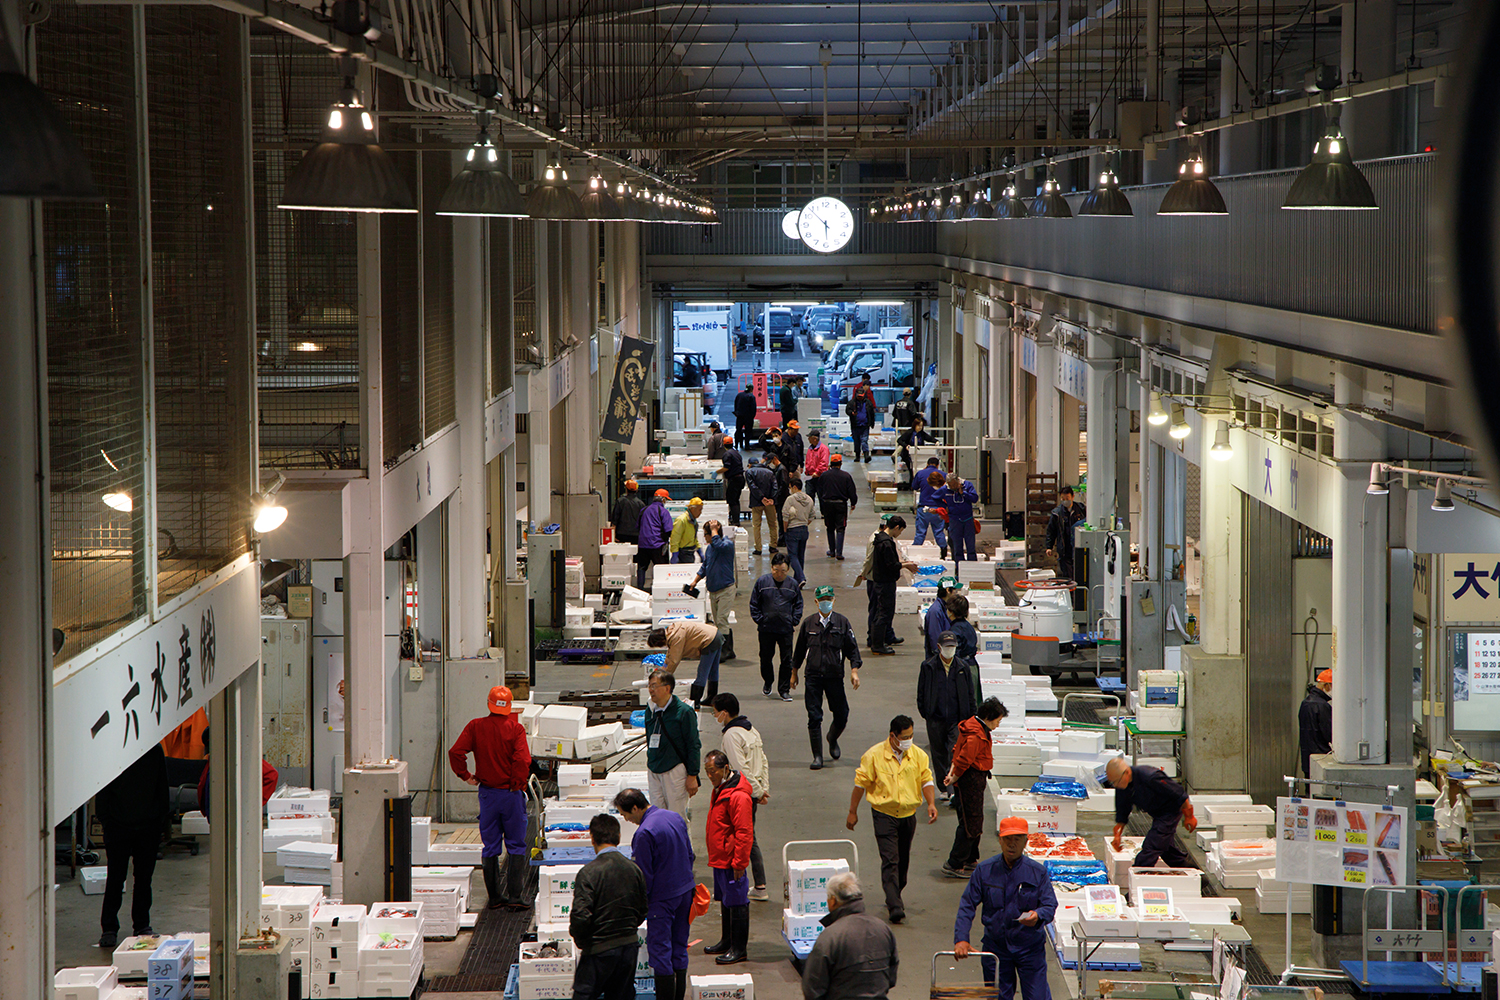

[614,788,695,1000]
[570,814,650,1000]
[846,715,938,923]
[448,686,533,911]
[641,669,702,817]
[953,817,1058,1000]
[1105,758,1198,869]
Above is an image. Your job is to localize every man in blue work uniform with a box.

[913,458,949,558]
[923,577,958,659]
[954,816,1058,1000]
[1106,757,1199,869]
[939,472,980,561]
[614,787,695,1000]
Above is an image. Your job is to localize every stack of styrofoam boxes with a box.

[957,558,995,590]
[1135,670,1184,732]
[531,704,590,760]
[264,788,335,853]
[1045,730,1111,790]
[1255,869,1311,915]
[993,791,1077,836]
[1022,674,1058,713]
[308,904,363,998]
[53,966,119,1000]
[1200,802,1275,841]
[1050,898,1141,969]
[564,556,586,601]
[576,721,625,759]
[1128,866,1202,907]
[783,858,848,949]
[732,527,750,573]
[262,884,324,973]
[601,543,636,591]
[990,735,1042,778]
[537,863,584,924]
[359,903,424,999]
[974,605,1020,656]
[277,840,340,886]
[651,564,705,622]
[414,866,475,914]
[982,676,1027,722]
[690,975,755,1000]
[1207,837,1277,889]
[564,605,596,640]
[145,938,194,1000]
[993,541,1026,570]
[517,934,577,1000]
[1105,838,1149,885]
[893,585,926,616]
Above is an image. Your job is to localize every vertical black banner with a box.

[601,336,654,444]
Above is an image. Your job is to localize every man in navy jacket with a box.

[953,817,1058,1000]
[615,788,696,1000]
[939,474,980,561]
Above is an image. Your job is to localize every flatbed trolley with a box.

[781,839,858,969]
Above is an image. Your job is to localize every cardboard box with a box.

[287,585,313,618]
[690,973,755,1000]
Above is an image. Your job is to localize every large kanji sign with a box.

[1441,553,1500,623]
[600,336,654,445]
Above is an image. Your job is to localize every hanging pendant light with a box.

[578,171,623,221]
[1030,171,1072,219]
[962,184,995,221]
[1147,391,1169,426]
[525,157,585,220]
[1078,167,1133,217]
[1158,142,1227,216]
[1210,420,1233,460]
[940,184,965,222]
[1282,105,1378,211]
[436,110,526,217]
[994,178,1030,220]
[896,197,917,223]
[1169,403,1192,439]
[922,192,943,223]
[614,179,643,221]
[0,32,98,198]
[1431,478,1455,512]
[280,67,414,213]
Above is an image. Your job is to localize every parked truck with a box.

[672,310,732,380]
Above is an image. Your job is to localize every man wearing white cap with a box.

[448,686,533,910]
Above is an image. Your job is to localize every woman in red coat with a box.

[703,750,753,965]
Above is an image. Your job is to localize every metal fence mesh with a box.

[513,221,537,366]
[422,151,456,432]
[147,6,252,604]
[40,5,147,660]
[488,217,513,396]
[382,139,422,463]
[253,38,360,470]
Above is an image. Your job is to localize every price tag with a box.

[1344,870,1366,884]
[1143,904,1172,918]
[1346,832,1368,845]
[1315,829,1337,842]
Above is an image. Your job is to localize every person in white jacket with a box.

[713,692,772,901]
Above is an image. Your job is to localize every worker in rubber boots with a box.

[1106,757,1199,869]
[953,817,1058,1000]
[447,686,532,910]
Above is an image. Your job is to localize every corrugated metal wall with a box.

[645,208,936,257]
[421,152,456,432]
[489,217,514,396]
[381,143,422,463]
[942,156,1439,334]
[1243,492,1298,803]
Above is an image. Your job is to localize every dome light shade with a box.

[923,194,943,223]
[525,161,586,220]
[962,186,994,221]
[995,180,1030,220]
[1078,168,1133,217]
[102,490,132,512]
[253,503,289,533]
[941,187,965,222]
[0,42,99,199]
[280,83,415,213]
[1432,478,1454,512]
[1210,420,1233,460]
[1282,108,1378,210]
[1169,403,1191,439]
[579,172,623,221]
[1367,463,1390,495]
[1158,150,1227,215]
[1147,391,1168,426]
[436,114,526,217]
[1031,174,1072,218]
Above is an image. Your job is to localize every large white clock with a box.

[797,195,854,253]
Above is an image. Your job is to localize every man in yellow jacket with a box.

[846,714,938,923]
[670,498,705,563]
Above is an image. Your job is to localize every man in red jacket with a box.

[941,697,1008,879]
[703,750,753,965]
[449,686,533,910]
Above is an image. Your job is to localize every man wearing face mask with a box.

[916,630,975,808]
[942,698,1008,878]
[847,715,938,924]
[789,585,862,770]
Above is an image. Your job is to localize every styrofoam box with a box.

[308,970,358,998]
[180,811,210,836]
[1029,798,1078,835]
[267,789,332,816]
[546,803,614,827]
[80,866,107,895]
[1129,867,1202,901]
[1078,905,1138,937]
[357,966,422,997]
[519,938,576,978]
[783,909,824,942]
[536,705,590,740]
[1059,730,1107,756]
[690,973,755,1000]
[359,931,422,969]
[976,632,1012,654]
[529,736,576,758]
[54,966,119,1000]
[540,865,584,897]
[427,841,483,865]
[1135,910,1191,940]
[789,887,831,916]
[788,859,848,895]
[309,941,357,974]
[576,722,624,757]
[1134,706,1183,731]
[112,935,169,978]
[368,902,424,933]
[110,989,149,1000]
[556,763,590,785]
[518,975,575,1000]
[1176,898,1241,923]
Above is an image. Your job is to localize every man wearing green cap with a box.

[924,578,958,659]
[790,585,862,770]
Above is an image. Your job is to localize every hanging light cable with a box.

[279,60,414,213]
[436,109,526,217]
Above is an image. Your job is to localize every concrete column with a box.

[1197,428,1243,657]
[450,204,487,657]
[0,116,53,998]
[1085,330,1118,524]
[936,284,955,417]
[960,300,980,421]
[1034,336,1058,476]
[1059,394,1080,484]
[209,668,265,998]
[1330,403,1388,763]
[528,218,552,525]
[561,221,601,571]
[1340,0,1400,158]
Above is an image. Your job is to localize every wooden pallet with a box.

[558,689,640,726]
[1025,472,1059,564]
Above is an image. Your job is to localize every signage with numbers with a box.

[1449,628,1500,733]
[1275,797,1407,888]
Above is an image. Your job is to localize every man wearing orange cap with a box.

[448,686,533,910]
[636,488,675,588]
[954,816,1057,1000]
[1299,669,1333,777]
[782,419,805,476]
[610,479,646,546]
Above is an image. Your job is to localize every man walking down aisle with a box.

[615,788,695,1000]
[846,715,939,923]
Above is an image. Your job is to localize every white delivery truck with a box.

[673,310,733,380]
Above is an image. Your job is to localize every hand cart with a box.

[781,839,858,968]
[930,950,998,1000]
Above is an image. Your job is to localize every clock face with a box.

[781,210,802,240]
[798,196,854,253]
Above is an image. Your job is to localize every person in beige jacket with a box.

[781,476,816,586]
[712,692,772,900]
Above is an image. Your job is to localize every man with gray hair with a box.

[801,872,899,1000]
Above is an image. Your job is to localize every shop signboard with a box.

[1440,553,1500,623]
[1274,797,1406,888]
